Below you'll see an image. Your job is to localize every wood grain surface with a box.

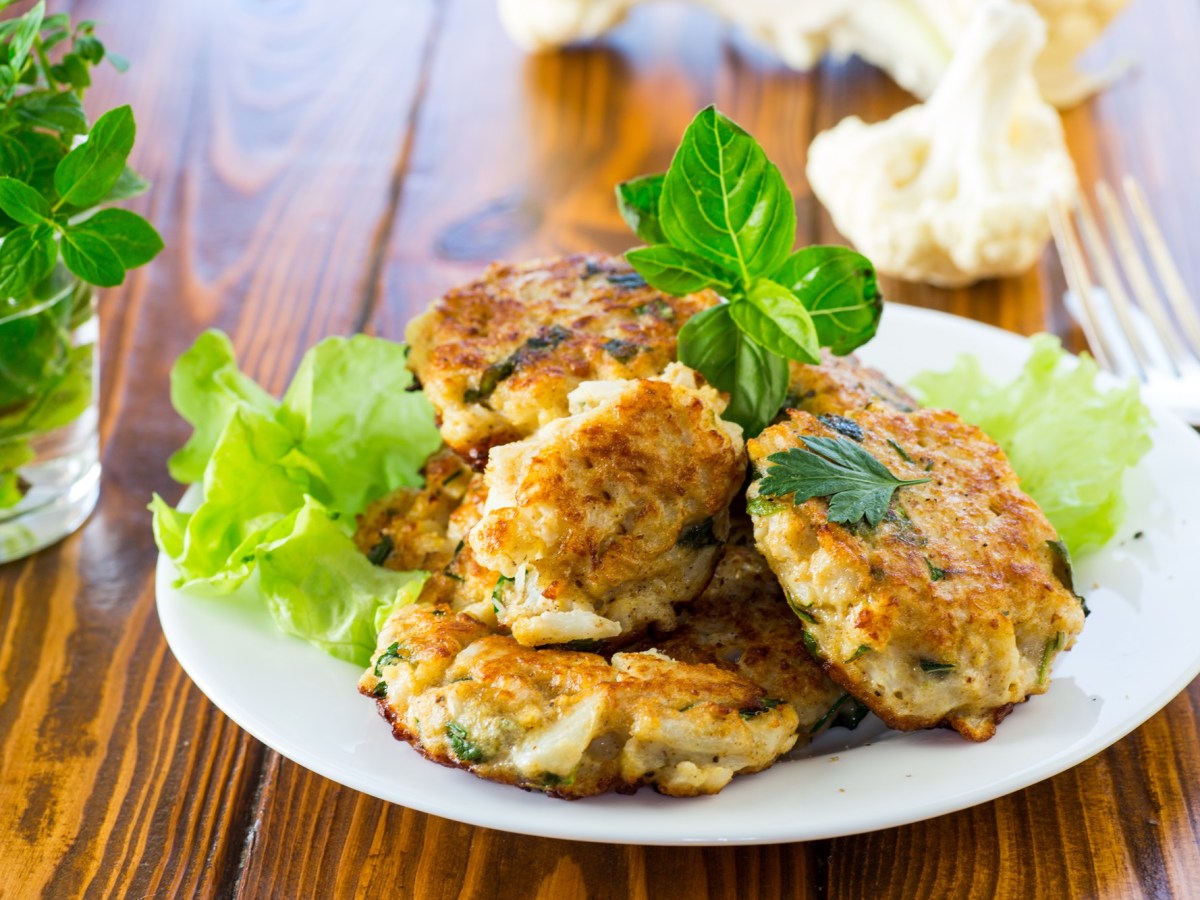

[1,1,1197,898]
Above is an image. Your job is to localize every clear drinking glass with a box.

[0,268,100,562]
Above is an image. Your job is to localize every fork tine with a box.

[1074,190,1157,379]
[1095,180,1191,375]
[1123,176,1200,359]
[1049,199,1116,373]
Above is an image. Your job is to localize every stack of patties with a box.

[356,253,1085,799]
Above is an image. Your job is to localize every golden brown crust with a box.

[634,521,846,738]
[359,604,799,799]
[469,364,746,646]
[406,254,719,467]
[786,350,918,417]
[747,407,1086,741]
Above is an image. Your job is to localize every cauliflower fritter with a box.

[635,520,850,740]
[786,350,918,417]
[747,407,1086,741]
[469,363,746,647]
[406,254,719,468]
[355,448,504,624]
[360,604,799,798]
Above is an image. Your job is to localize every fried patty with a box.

[360,604,799,798]
[469,363,746,647]
[632,520,849,741]
[786,350,918,417]
[747,407,1086,741]
[406,254,719,468]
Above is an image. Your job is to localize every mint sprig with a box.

[756,436,930,527]
[616,106,882,436]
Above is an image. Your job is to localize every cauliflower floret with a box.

[497,0,633,51]
[806,0,1077,288]
[495,0,1125,108]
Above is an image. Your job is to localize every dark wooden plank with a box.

[241,2,1200,898]
[0,0,439,895]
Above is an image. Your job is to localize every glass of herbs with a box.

[0,6,161,562]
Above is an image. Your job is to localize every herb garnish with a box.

[676,516,718,550]
[491,573,514,614]
[463,325,572,405]
[1038,632,1065,685]
[374,642,407,676]
[739,697,782,720]
[757,436,930,527]
[616,106,882,435]
[366,535,393,566]
[445,722,486,763]
[919,659,955,675]
[925,558,946,581]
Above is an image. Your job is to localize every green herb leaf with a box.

[615,173,666,244]
[54,104,135,208]
[919,659,955,675]
[772,246,882,355]
[446,722,486,763]
[0,176,51,226]
[925,558,946,581]
[0,136,33,182]
[660,106,795,285]
[100,165,151,203]
[9,2,45,72]
[678,303,788,436]
[729,279,820,364]
[746,495,787,516]
[74,208,163,267]
[492,573,514,613]
[1037,632,1066,684]
[625,243,731,296]
[60,228,125,286]
[373,641,407,676]
[757,436,931,526]
[0,224,56,298]
[13,90,87,137]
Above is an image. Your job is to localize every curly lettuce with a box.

[151,330,441,666]
[911,334,1152,557]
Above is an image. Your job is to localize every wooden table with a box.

[3,1,1197,896]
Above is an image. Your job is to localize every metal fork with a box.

[1050,176,1200,426]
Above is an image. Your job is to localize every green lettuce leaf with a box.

[152,330,441,664]
[255,496,428,666]
[167,330,277,484]
[912,334,1152,556]
[279,334,440,512]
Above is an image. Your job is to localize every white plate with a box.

[156,304,1200,845]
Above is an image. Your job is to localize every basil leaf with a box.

[9,2,45,72]
[660,106,795,286]
[625,244,731,296]
[60,228,125,286]
[0,176,51,226]
[773,246,882,355]
[0,224,56,298]
[678,304,788,436]
[729,279,820,364]
[13,90,87,138]
[615,173,666,245]
[0,136,33,183]
[75,208,162,268]
[54,104,135,208]
[97,165,150,203]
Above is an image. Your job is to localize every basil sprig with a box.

[0,5,161,297]
[616,106,881,435]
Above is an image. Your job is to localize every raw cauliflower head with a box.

[807,0,1078,288]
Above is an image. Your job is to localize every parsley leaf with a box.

[757,436,930,527]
